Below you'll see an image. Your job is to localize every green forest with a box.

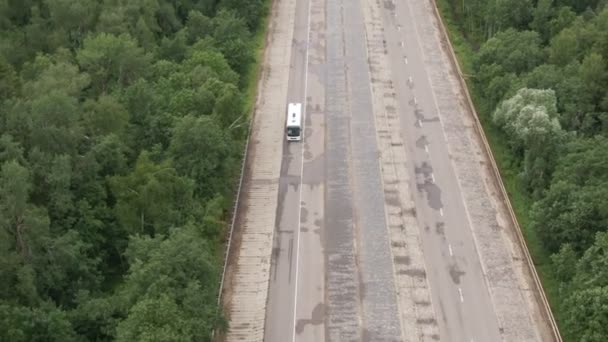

[0,0,266,340]
[437,0,608,340]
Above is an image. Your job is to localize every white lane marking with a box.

[414,96,417,105]
[424,145,429,153]
[404,57,408,64]
[408,76,412,83]
[417,119,422,127]
[448,244,453,256]
[400,41,404,47]
[397,25,401,31]
[458,288,464,302]
[439,208,444,216]
[431,173,435,183]
[292,0,312,339]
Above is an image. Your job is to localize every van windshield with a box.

[287,126,301,137]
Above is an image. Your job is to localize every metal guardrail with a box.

[217,109,255,307]
[211,116,253,342]
[428,1,563,340]
[212,108,255,342]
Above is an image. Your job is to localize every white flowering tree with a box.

[493,88,567,193]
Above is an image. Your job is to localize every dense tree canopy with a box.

[0,0,267,340]
[445,0,608,339]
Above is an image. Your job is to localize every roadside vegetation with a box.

[436,0,608,340]
[0,0,267,340]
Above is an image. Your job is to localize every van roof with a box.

[287,103,302,126]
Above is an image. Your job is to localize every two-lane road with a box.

[379,0,503,340]
[263,0,325,340]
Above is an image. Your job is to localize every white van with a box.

[286,103,302,141]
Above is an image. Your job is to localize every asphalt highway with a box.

[262,0,550,340]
